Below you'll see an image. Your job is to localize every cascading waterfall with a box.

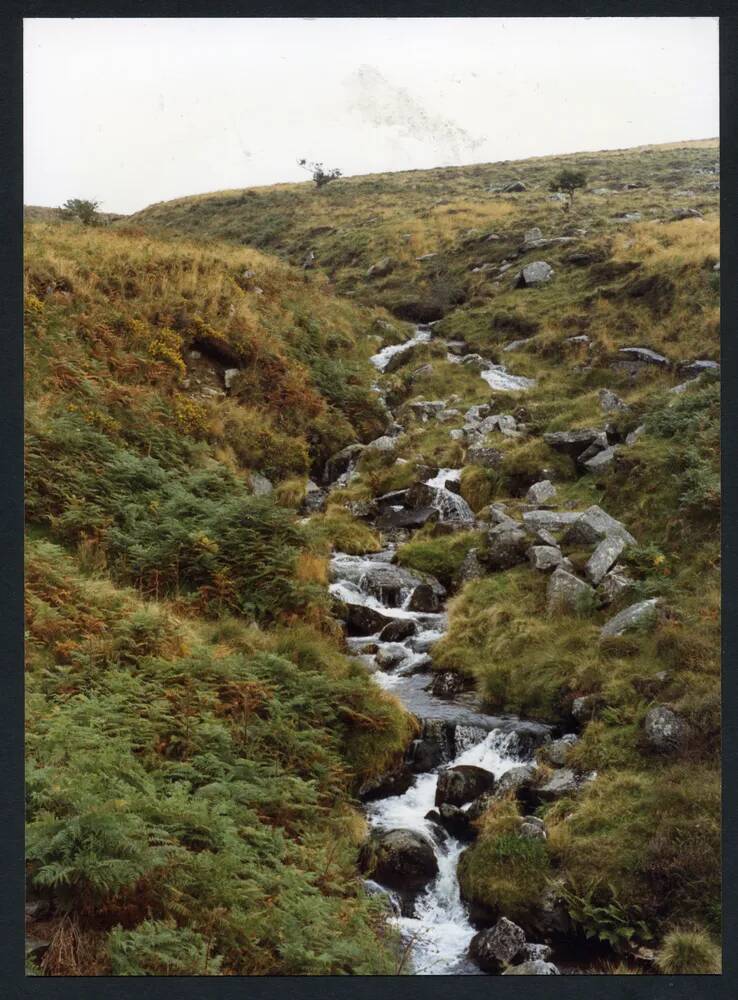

[329,549,544,975]
[422,468,475,524]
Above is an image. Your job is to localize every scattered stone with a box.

[467,445,504,468]
[408,583,442,613]
[533,527,560,547]
[586,535,626,586]
[544,428,605,459]
[541,734,579,766]
[571,695,602,722]
[343,603,394,636]
[461,353,491,371]
[625,425,646,446]
[536,768,580,801]
[526,480,556,506]
[597,566,634,605]
[456,548,486,584]
[529,545,565,572]
[561,505,636,547]
[582,446,617,472]
[679,359,720,378]
[303,480,326,513]
[516,261,554,288]
[520,819,547,840]
[547,567,595,613]
[324,443,365,484]
[249,471,273,497]
[600,598,660,638]
[484,526,530,570]
[496,763,536,797]
[358,828,438,891]
[416,253,438,261]
[478,413,519,436]
[366,257,395,279]
[379,619,416,643]
[365,435,397,453]
[430,671,468,698]
[618,346,669,367]
[670,207,703,221]
[503,338,532,352]
[343,497,379,520]
[612,212,642,222]
[435,765,496,807]
[643,705,689,754]
[500,180,527,193]
[377,507,440,531]
[469,918,526,973]
[518,943,553,963]
[598,388,629,413]
[503,960,560,975]
[25,936,50,962]
[223,367,241,390]
[358,767,414,802]
[523,509,580,535]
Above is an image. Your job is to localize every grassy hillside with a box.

[128,138,719,322]
[24,221,415,975]
[26,137,721,974]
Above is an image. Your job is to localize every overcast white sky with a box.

[24,17,719,214]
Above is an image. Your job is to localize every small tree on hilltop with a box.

[297,159,342,189]
[549,169,587,211]
[60,198,101,225]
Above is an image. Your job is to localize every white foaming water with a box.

[371,327,432,371]
[331,542,536,974]
[480,365,536,392]
[425,467,462,489]
[366,731,523,974]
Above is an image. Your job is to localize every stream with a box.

[329,441,551,973]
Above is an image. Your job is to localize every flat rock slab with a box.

[586,535,626,585]
[600,598,660,638]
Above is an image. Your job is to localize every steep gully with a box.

[327,326,552,974]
